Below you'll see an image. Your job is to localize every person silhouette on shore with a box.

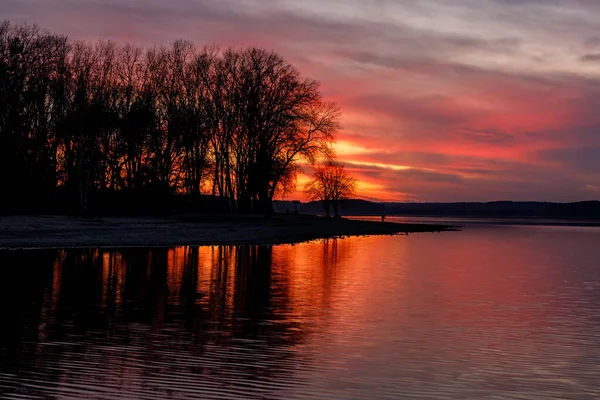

[381,213,386,222]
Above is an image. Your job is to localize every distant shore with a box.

[0,214,457,249]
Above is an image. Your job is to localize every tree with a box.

[0,20,340,216]
[304,161,356,218]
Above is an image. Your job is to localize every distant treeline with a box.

[0,22,338,215]
[383,201,600,218]
[275,200,600,219]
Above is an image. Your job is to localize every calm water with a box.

[2,219,600,399]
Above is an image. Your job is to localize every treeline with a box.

[0,22,339,215]
[382,201,600,219]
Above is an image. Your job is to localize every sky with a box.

[3,0,600,202]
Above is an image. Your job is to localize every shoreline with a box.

[0,214,458,250]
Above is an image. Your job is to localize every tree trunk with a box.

[333,201,339,219]
[323,201,330,218]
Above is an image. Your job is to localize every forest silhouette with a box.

[0,22,339,216]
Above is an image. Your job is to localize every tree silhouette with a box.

[0,21,340,216]
[304,161,356,218]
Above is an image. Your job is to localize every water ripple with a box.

[1,227,600,398]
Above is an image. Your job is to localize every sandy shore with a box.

[0,214,456,249]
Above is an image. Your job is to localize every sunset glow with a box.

[6,0,600,201]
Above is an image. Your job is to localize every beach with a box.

[0,214,455,249]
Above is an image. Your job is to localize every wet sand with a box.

[0,214,456,249]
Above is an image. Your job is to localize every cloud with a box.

[581,54,600,62]
[585,185,600,194]
[3,0,600,201]
[539,146,600,173]
[456,129,516,146]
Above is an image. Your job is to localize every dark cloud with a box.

[456,129,515,146]
[581,54,600,62]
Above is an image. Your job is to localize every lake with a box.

[1,218,600,399]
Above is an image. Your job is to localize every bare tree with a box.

[0,21,341,216]
[304,161,356,218]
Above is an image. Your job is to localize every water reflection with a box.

[0,241,353,399]
[2,227,600,399]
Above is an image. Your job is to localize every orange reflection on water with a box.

[3,225,600,399]
[101,251,125,308]
[39,232,564,361]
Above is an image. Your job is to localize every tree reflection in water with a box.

[0,240,348,399]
